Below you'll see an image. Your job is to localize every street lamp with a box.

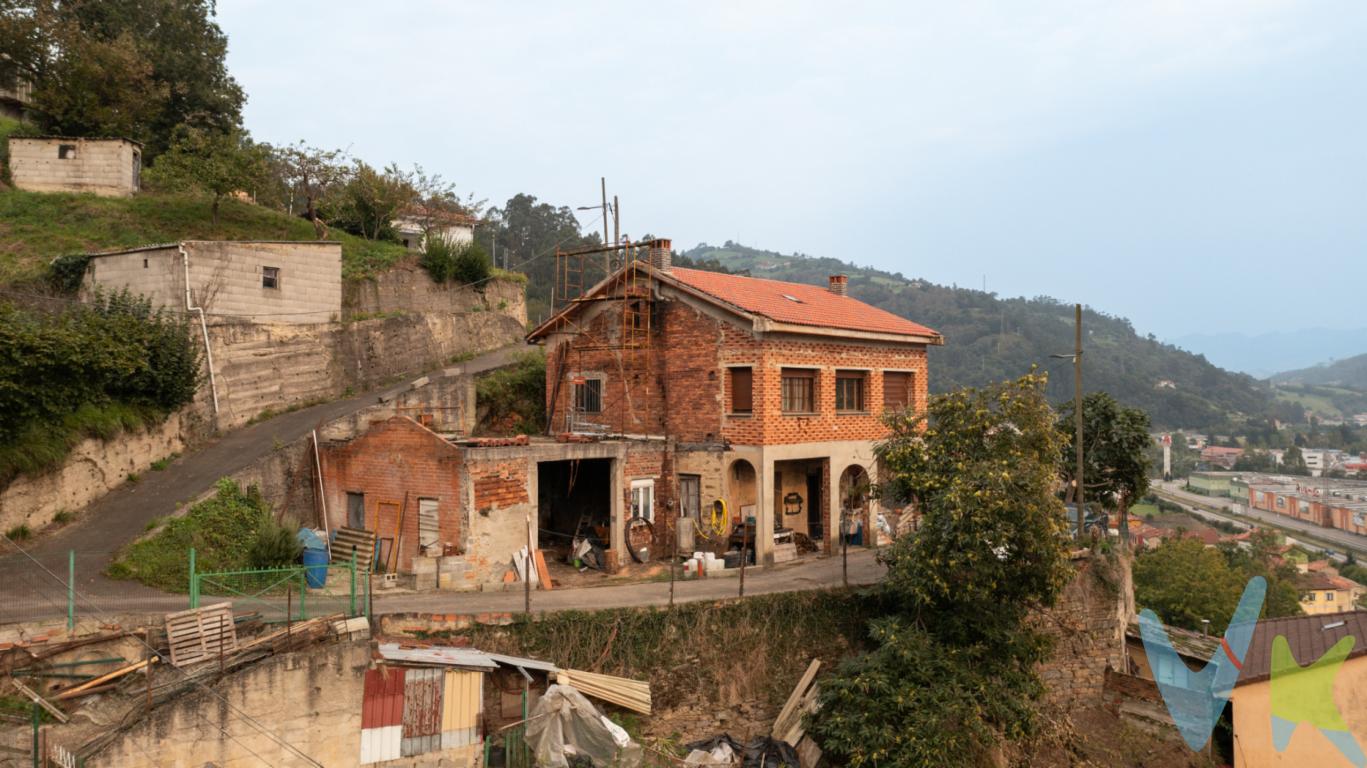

[1051,303,1084,541]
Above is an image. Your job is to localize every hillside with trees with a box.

[1271,353,1367,392]
[682,242,1276,429]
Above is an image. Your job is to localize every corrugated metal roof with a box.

[485,652,559,674]
[378,644,498,669]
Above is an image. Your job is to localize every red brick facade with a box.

[319,416,463,573]
[543,280,931,448]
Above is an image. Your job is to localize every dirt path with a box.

[0,345,528,614]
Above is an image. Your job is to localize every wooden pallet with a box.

[333,526,376,572]
[165,603,238,668]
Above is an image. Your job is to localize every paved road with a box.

[1152,480,1367,558]
[0,344,529,618]
[0,549,884,626]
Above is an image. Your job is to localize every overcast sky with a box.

[218,1,1367,342]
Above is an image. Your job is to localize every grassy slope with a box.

[0,188,409,284]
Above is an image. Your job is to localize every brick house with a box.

[526,239,941,567]
[317,239,940,584]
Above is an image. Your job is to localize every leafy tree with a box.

[1135,537,1245,632]
[408,165,484,243]
[275,142,349,239]
[811,373,1071,765]
[145,126,267,225]
[327,161,415,241]
[1,0,244,157]
[481,193,598,322]
[1137,530,1303,633]
[1282,445,1311,476]
[1057,392,1151,542]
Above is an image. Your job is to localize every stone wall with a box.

[1036,551,1134,708]
[0,411,192,534]
[9,136,139,196]
[345,261,526,326]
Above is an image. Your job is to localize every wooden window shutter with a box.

[884,371,912,410]
[731,368,753,413]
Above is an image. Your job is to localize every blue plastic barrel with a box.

[302,547,329,588]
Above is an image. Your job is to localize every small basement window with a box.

[58,144,77,159]
[574,378,602,414]
[262,266,280,289]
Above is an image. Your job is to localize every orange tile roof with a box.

[667,267,940,340]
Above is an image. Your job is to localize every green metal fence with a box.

[189,550,367,623]
[484,690,533,768]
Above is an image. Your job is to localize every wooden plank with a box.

[53,657,156,700]
[533,549,553,591]
[557,669,651,714]
[10,679,67,723]
[772,659,821,740]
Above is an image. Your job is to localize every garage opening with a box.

[537,458,613,565]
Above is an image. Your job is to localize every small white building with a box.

[391,211,475,252]
[82,240,342,325]
[8,136,141,196]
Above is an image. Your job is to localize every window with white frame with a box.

[630,479,655,522]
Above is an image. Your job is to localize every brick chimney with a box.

[828,274,848,296]
[648,239,672,272]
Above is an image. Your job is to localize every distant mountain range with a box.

[680,242,1277,430]
[1169,329,1367,379]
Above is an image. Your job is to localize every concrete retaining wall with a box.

[345,262,526,326]
[0,411,194,534]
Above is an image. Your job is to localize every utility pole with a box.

[1074,303,1085,541]
[600,178,611,274]
[613,195,620,268]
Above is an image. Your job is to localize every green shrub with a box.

[420,238,491,285]
[108,479,283,592]
[475,351,546,435]
[0,292,200,484]
[248,516,303,569]
[5,524,31,541]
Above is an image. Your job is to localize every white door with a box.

[418,498,440,554]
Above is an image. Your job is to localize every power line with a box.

[0,534,320,767]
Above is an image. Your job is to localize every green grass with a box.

[107,478,291,592]
[1131,503,1160,519]
[0,188,410,284]
[0,401,155,486]
[150,453,178,471]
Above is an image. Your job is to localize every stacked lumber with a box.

[557,669,651,715]
[165,604,237,668]
[236,614,343,655]
[333,527,376,571]
[772,659,823,767]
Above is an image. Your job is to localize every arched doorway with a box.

[839,465,872,547]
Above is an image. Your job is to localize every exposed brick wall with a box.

[722,338,928,446]
[544,287,930,449]
[470,459,530,512]
[319,416,463,573]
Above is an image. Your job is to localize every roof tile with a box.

[668,267,940,340]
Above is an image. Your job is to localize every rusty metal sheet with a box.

[401,667,443,757]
